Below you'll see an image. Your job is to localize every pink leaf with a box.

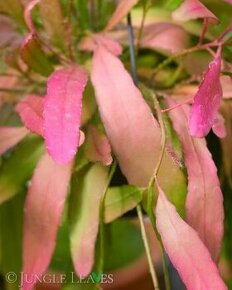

[91,45,161,187]
[172,0,218,23]
[0,127,29,155]
[84,125,112,166]
[70,164,108,277]
[141,23,188,54]
[189,55,222,137]
[22,153,72,290]
[104,0,139,31]
[155,183,227,290]
[79,33,122,56]
[43,66,87,164]
[167,99,224,262]
[212,113,227,138]
[16,95,44,135]
[221,75,232,99]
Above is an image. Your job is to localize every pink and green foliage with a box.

[0,0,232,290]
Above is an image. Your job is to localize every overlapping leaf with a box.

[22,153,73,290]
[69,164,108,277]
[156,183,227,290]
[43,66,87,164]
[84,125,112,166]
[168,99,224,261]
[91,45,161,187]
[16,95,44,135]
[104,0,139,31]
[0,126,29,155]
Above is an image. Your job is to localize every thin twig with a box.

[136,204,160,290]
[149,41,219,82]
[127,13,139,85]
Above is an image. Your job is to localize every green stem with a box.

[97,161,117,279]
[149,41,219,82]
[136,204,160,290]
[146,93,171,290]
[136,1,151,51]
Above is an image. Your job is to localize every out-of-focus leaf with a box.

[69,163,108,277]
[140,22,189,54]
[0,136,44,204]
[84,125,112,166]
[165,0,183,10]
[212,113,227,138]
[105,0,139,31]
[39,0,66,49]
[0,126,29,155]
[20,34,54,77]
[44,66,87,164]
[168,99,224,262]
[91,45,161,187]
[221,76,232,99]
[104,185,143,223]
[155,183,227,290]
[0,0,24,25]
[16,95,44,135]
[104,219,144,272]
[0,192,24,290]
[172,0,219,23]
[79,34,122,56]
[22,154,73,290]
[220,102,232,187]
[0,15,22,49]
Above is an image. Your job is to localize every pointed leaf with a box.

[91,45,161,187]
[80,33,122,56]
[20,33,54,76]
[84,125,112,166]
[22,153,73,290]
[69,164,108,277]
[172,0,219,23]
[167,99,224,261]
[43,66,88,164]
[104,0,139,31]
[189,55,222,137]
[104,185,143,223]
[155,184,227,290]
[0,126,29,155]
[0,136,43,204]
[16,95,44,135]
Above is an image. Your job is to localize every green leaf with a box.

[104,185,143,223]
[69,163,109,277]
[165,0,183,10]
[0,136,44,204]
[20,34,54,77]
[104,219,144,272]
[0,192,25,290]
[0,0,24,25]
[39,0,66,50]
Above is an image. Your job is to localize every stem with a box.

[65,0,74,61]
[149,41,219,82]
[127,13,139,85]
[136,1,151,51]
[98,161,117,276]
[199,18,208,45]
[136,204,160,290]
